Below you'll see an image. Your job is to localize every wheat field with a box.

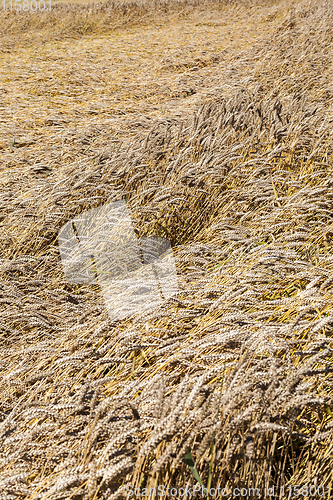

[1,0,333,498]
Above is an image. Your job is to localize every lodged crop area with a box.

[0,0,333,498]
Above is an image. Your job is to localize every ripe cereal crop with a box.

[0,0,333,497]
